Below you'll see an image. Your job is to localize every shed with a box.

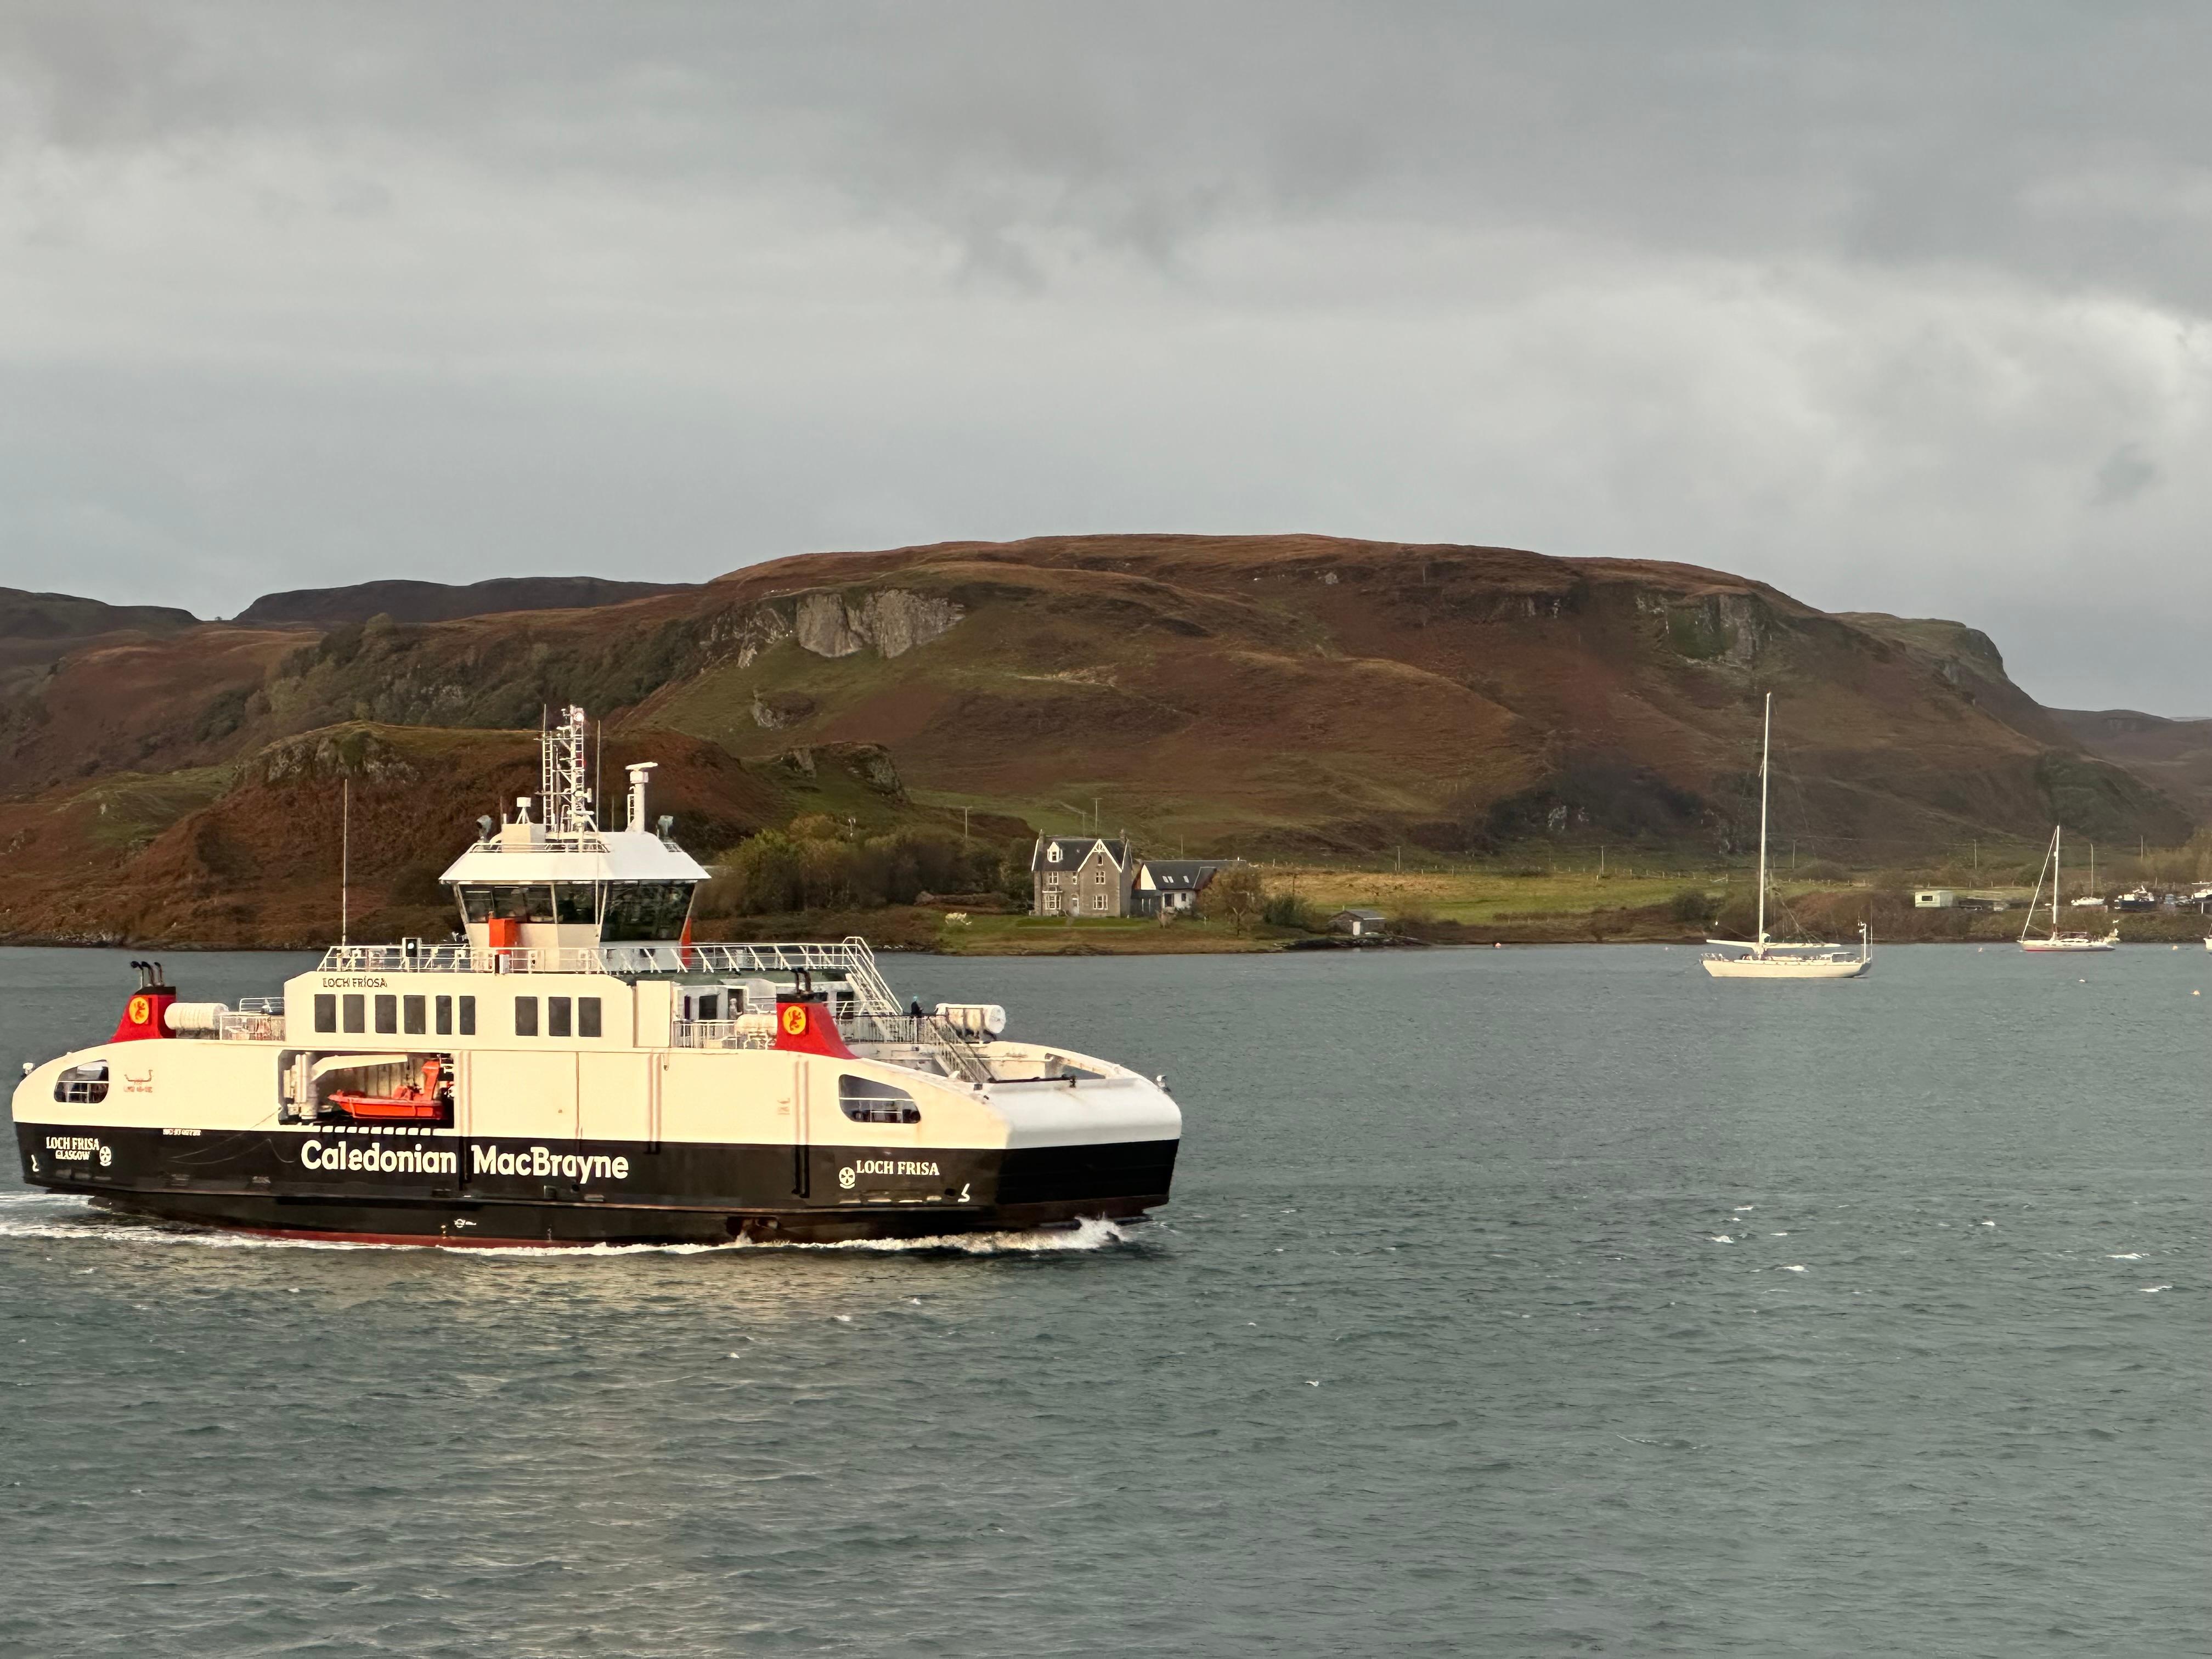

[1329,908,1388,937]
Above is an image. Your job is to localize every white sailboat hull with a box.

[2019,935,2117,952]
[1702,953,1869,979]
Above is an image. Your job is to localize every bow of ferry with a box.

[10,710,1179,1245]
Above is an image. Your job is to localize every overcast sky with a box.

[2,2,2206,712]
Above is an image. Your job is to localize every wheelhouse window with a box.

[435,995,453,1036]
[839,1074,921,1125]
[374,994,398,1035]
[53,1061,108,1104]
[514,997,538,1037]
[548,997,572,1038]
[342,994,365,1034]
[313,994,337,1033]
[458,885,560,924]
[458,996,476,1036]
[601,881,696,941]
[578,997,602,1039]
[403,995,426,1035]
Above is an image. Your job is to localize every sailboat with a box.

[2019,825,2119,952]
[1702,693,1872,980]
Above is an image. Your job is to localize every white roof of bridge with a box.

[438,828,708,886]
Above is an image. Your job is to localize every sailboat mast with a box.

[1756,692,1771,947]
[2053,825,2062,932]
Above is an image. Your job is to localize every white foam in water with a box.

[2109,1252,2146,1261]
[743,1215,1138,1255]
[2140,1285,2172,1294]
[0,1195,1137,1259]
[1706,1235,1735,1244]
[1780,1264,1807,1273]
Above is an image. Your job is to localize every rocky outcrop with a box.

[792,589,963,659]
[247,727,421,787]
[773,742,905,796]
[751,691,817,730]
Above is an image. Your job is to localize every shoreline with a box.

[4,927,2206,956]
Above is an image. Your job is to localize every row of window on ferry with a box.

[454,883,695,939]
[312,992,604,1040]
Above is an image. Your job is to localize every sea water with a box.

[1,943,2204,1656]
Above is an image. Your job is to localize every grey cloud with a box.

[2092,442,2159,506]
[0,2,2207,714]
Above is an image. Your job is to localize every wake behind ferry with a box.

[10,709,1179,1245]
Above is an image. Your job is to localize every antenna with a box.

[626,761,658,831]
[540,705,596,837]
[340,777,350,946]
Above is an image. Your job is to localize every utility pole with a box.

[1599,843,1606,878]
[962,805,970,848]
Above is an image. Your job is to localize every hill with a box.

[235,575,693,627]
[0,534,2198,946]
[2049,708,2212,827]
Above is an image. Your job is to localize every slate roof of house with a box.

[1031,836,1130,872]
[1137,859,1221,890]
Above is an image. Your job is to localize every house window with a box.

[514,997,539,1037]
[579,997,602,1039]
[1047,843,1063,863]
[1092,893,1109,913]
[342,995,365,1034]
[313,994,337,1033]
[1042,889,1061,913]
[548,997,572,1037]
[403,995,426,1035]
[458,996,476,1036]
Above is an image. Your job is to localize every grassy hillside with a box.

[0,534,2199,948]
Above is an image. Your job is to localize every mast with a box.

[1756,692,1771,950]
[2053,825,2063,934]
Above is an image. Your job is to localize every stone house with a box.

[1031,836,1136,917]
[1329,908,1387,937]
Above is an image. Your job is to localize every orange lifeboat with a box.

[330,1058,454,1124]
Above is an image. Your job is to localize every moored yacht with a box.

[2019,826,2119,953]
[1701,693,1871,981]
[12,709,1180,1245]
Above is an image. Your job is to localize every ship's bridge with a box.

[438,707,709,959]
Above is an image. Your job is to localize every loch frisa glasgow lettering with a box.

[9,707,1179,1245]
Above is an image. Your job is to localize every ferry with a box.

[10,709,1180,1245]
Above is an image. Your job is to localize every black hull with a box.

[19,1122,1176,1246]
[83,1189,1160,1246]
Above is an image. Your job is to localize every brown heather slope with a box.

[2049,708,2212,826]
[0,534,2195,946]
[0,724,945,947]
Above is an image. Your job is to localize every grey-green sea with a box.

[2,943,2205,1657]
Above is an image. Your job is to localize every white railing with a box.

[315,938,902,980]
[215,1011,285,1042]
[311,936,996,1085]
[672,1019,776,1051]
